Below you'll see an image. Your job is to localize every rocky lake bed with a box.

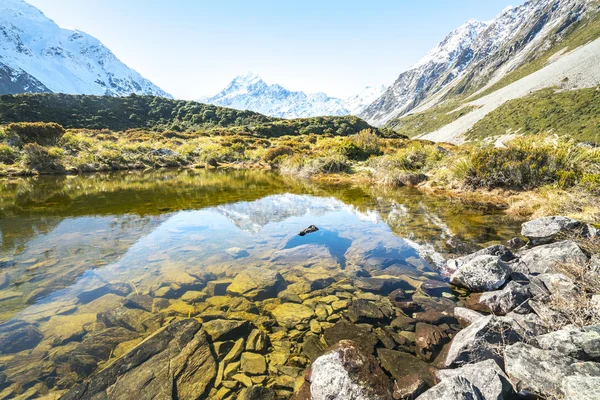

[0,171,597,399]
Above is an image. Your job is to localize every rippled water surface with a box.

[0,170,522,398]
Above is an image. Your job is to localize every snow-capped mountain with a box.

[201,72,385,119]
[361,0,594,126]
[0,0,171,97]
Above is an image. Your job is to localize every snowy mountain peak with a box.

[201,73,386,119]
[0,0,171,97]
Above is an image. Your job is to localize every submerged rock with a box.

[0,320,44,354]
[521,216,582,245]
[0,272,10,290]
[62,319,216,400]
[354,277,411,294]
[300,340,393,400]
[415,323,449,362]
[436,359,515,400]
[347,299,388,324]
[450,255,510,292]
[203,319,251,341]
[324,320,379,354]
[377,349,435,393]
[271,303,314,328]
[227,267,286,300]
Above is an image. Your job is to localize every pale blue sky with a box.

[27,0,524,99]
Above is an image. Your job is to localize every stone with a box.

[324,320,379,354]
[73,327,140,361]
[97,306,155,333]
[206,279,232,296]
[444,245,515,276]
[521,216,582,245]
[389,288,407,302]
[505,311,549,337]
[238,385,276,400]
[507,237,526,250]
[347,299,388,324]
[62,319,216,400]
[454,307,484,326]
[0,272,10,290]
[534,325,600,361]
[226,247,249,259]
[232,373,253,387]
[415,323,449,361]
[223,338,245,364]
[436,359,515,400]
[240,352,267,375]
[390,315,417,331]
[271,303,314,328]
[561,376,600,400]
[515,240,588,275]
[377,349,435,391]
[331,300,349,311]
[277,290,303,304]
[307,341,393,400]
[354,277,411,294]
[310,319,322,334]
[530,273,577,298]
[0,320,44,354]
[227,267,286,300]
[299,225,319,236]
[202,319,251,342]
[445,315,525,368]
[504,342,600,397]
[450,255,510,292]
[466,281,531,316]
[416,376,484,400]
[123,294,153,312]
[302,334,326,362]
[246,329,269,353]
[421,280,451,296]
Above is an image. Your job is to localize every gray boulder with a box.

[521,216,582,245]
[444,245,514,276]
[504,342,600,397]
[535,325,600,361]
[466,281,531,315]
[436,359,515,400]
[561,376,600,400]
[416,376,484,400]
[505,311,549,337]
[454,307,485,326]
[515,240,588,275]
[450,255,511,292]
[530,273,576,298]
[445,315,525,368]
[62,319,217,400]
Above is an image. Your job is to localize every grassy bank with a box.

[1,121,599,223]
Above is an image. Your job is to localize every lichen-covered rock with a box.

[445,315,524,367]
[521,216,582,245]
[227,267,286,300]
[466,281,530,315]
[62,319,216,400]
[271,303,314,328]
[444,245,514,277]
[450,255,510,292]
[303,340,393,400]
[534,325,600,362]
[504,342,600,397]
[515,240,588,275]
[436,359,515,400]
[561,376,600,400]
[416,376,484,400]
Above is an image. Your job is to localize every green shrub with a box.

[0,144,16,164]
[352,129,383,156]
[7,122,66,146]
[22,143,64,172]
[262,145,294,163]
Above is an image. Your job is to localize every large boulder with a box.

[301,340,393,400]
[450,255,511,292]
[515,240,588,275]
[416,376,485,400]
[534,325,600,361]
[445,315,525,368]
[504,342,600,397]
[530,273,577,298]
[466,281,531,315]
[436,359,515,400]
[444,245,514,277]
[521,216,582,245]
[561,376,600,400]
[227,267,286,300]
[62,319,217,400]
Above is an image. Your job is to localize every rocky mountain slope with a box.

[361,0,600,130]
[201,72,385,119]
[0,0,170,97]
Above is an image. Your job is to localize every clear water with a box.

[0,170,522,397]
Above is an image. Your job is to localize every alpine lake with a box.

[0,169,522,399]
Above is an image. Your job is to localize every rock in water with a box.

[521,216,582,245]
[299,225,319,236]
[271,303,314,328]
[436,359,515,400]
[299,340,393,400]
[377,348,434,397]
[227,267,286,300]
[0,320,44,354]
[62,319,216,400]
[416,376,485,400]
[450,255,510,292]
